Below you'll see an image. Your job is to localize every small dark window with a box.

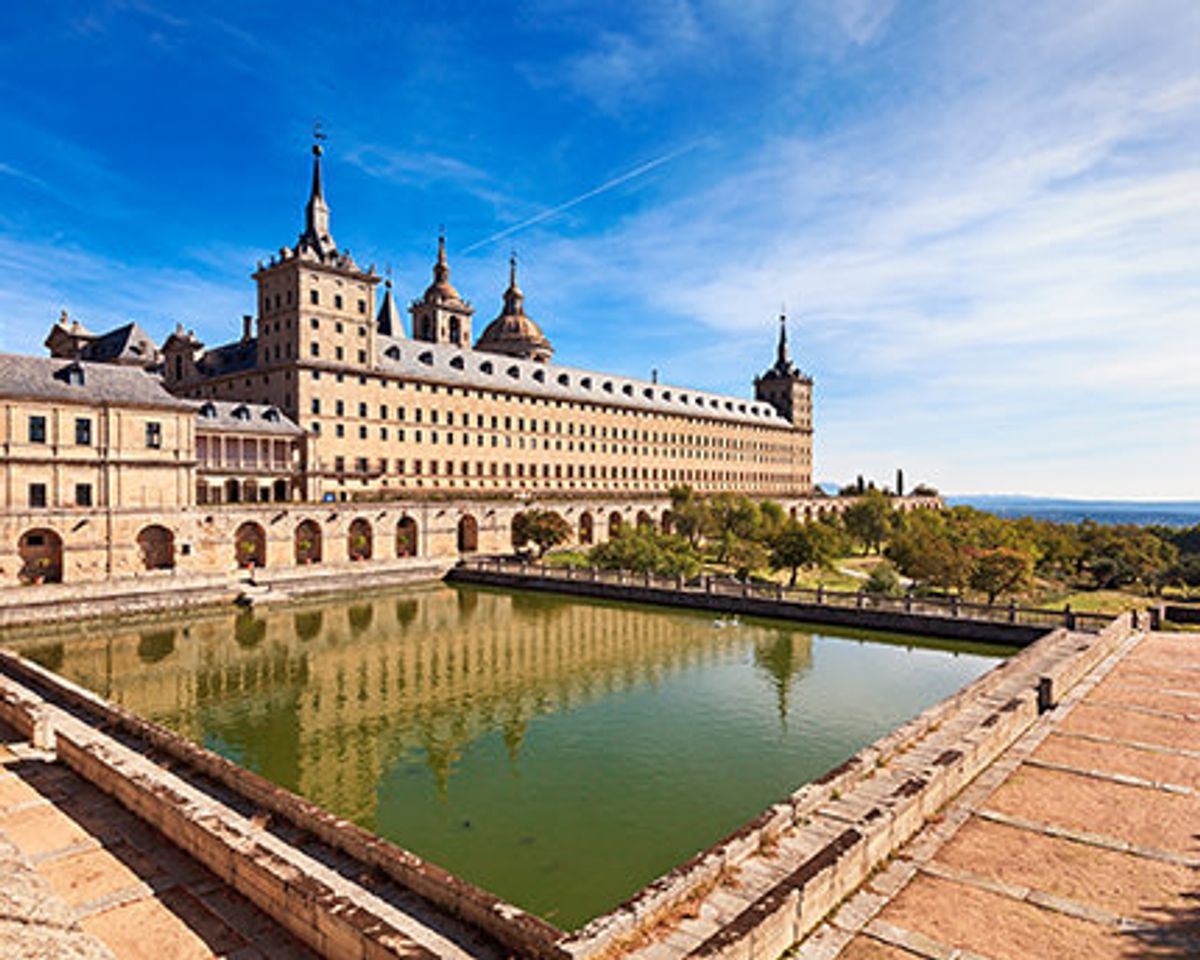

[357,299,366,314]
[145,422,162,448]
[310,317,319,330]
[28,416,46,444]
[75,418,92,446]
[29,483,47,508]
[75,483,92,507]
[310,289,319,305]
[310,342,319,357]
[311,398,321,414]
[334,294,344,309]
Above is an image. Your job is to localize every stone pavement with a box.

[798,630,1200,960]
[0,720,318,960]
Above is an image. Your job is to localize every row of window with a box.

[24,416,162,449]
[260,288,368,314]
[27,482,92,508]
[326,457,794,484]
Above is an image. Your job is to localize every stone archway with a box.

[636,510,653,530]
[660,511,674,534]
[396,516,419,557]
[608,511,623,539]
[510,511,529,551]
[18,528,62,584]
[579,511,594,545]
[348,518,373,561]
[234,522,266,569]
[457,514,479,553]
[136,524,175,570]
[295,519,322,565]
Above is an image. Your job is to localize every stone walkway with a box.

[0,720,317,960]
[799,630,1200,960]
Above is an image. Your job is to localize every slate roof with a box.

[374,337,790,428]
[195,400,305,436]
[82,322,160,366]
[0,354,193,409]
[196,339,259,377]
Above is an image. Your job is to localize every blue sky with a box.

[0,1,1196,497]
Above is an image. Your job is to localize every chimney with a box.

[242,315,253,341]
[896,468,905,497]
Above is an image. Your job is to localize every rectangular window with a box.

[310,289,319,305]
[145,421,162,448]
[28,415,46,444]
[311,398,321,414]
[335,294,344,310]
[310,342,320,357]
[29,483,47,508]
[75,483,92,507]
[358,299,366,314]
[335,346,344,361]
[75,418,92,446]
[335,456,345,473]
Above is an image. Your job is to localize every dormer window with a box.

[480,361,494,374]
[418,351,434,365]
[263,408,280,422]
[56,363,85,387]
[603,381,613,393]
[581,377,592,389]
[450,355,465,370]
[622,384,633,396]
[199,402,217,418]
[532,369,545,382]
[643,388,654,399]
[384,345,401,360]
[232,404,251,421]
[557,373,570,386]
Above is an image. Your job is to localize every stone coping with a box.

[0,651,566,960]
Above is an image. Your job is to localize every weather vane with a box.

[313,119,328,142]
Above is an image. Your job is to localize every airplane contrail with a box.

[460,141,705,254]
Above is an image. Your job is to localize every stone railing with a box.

[453,557,1119,637]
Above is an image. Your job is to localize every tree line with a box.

[516,487,1200,603]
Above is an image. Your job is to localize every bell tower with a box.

[755,314,812,429]
[410,234,473,347]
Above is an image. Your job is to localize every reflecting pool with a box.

[12,584,1010,929]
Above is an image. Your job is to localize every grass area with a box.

[1031,588,1156,614]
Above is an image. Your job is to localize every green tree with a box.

[968,547,1034,603]
[842,489,894,554]
[704,494,761,562]
[512,510,571,558]
[768,521,838,587]
[667,485,707,547]
[588,527,701,578]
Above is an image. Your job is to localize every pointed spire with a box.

[376,279,403,337]
[298,138,336,259]
[422,231,464,303]
[503,252,524,314]
[776,313,790,368]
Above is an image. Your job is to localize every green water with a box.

[12,584,1009,930]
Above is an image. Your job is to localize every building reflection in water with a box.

[13,585,813,821]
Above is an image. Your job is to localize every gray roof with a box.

[197,338,258,376]
[374,338,790,428]
[195,399,304,436]
[82,322,160,366]
[0,354,193,410]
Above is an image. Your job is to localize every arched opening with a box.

[579,511,594,545]
[636,510,652,530]
[136,524,175,570]
[295,520,322,565]
[18,528,63,584]
[510,511,529,551]
[234,521,266,568]
[457,514,479,553]
[804,506,813,522]
[789,506,798,521]
[660,511,674,534]
[348,518,373,561]
[396,516,418,557]
[608,511,623,539]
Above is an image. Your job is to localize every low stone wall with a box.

[558,613,1140,959]
[0,650,567,960]
[448,568,1052,646]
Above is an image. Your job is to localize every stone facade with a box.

[0,142,844,588]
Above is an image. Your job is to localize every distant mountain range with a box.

[946,495,1200,528]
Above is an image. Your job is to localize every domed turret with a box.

[474,256,553,363]
[410,233,473,346]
